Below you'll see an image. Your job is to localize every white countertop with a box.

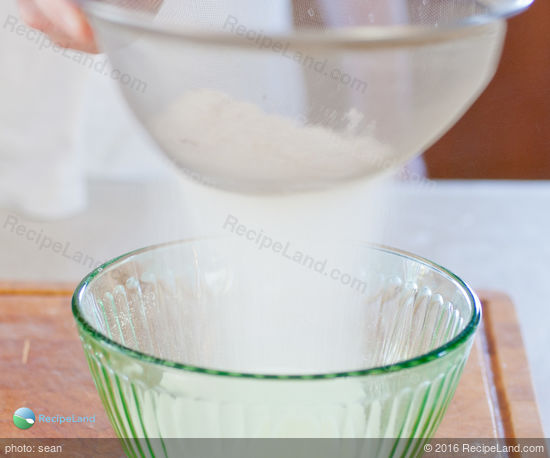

[1,178,548,435]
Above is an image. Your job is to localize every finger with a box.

[18,0,51,32]
[38,24,95,52]
[33,0,95,48]
[19,0,98,52]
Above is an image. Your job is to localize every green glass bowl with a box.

[72,239,480,455]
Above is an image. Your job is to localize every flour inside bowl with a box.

[151,88,391,378]
[151,89,393,193]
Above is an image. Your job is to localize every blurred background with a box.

[424,0,550,178]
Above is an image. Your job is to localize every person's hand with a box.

[18,0,97,53]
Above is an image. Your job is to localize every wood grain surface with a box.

[0,284,543,441]
[437,291,544,439]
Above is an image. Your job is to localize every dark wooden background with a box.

[424,0,550,179]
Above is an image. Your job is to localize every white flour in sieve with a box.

[148,88,392,391]
[151,89,393,193]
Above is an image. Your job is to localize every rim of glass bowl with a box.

[80,0,532,49]
[72,239,481,380]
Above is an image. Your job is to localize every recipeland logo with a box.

[13,408,35,429]
[13,407,95,429]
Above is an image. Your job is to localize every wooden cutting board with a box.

[0,284,544,441]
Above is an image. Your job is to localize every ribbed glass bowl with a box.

[72,239,480,456]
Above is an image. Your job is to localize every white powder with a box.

[151,89,393,193]
[149,88,391,382]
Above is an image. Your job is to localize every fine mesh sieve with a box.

[79,0,532,193]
